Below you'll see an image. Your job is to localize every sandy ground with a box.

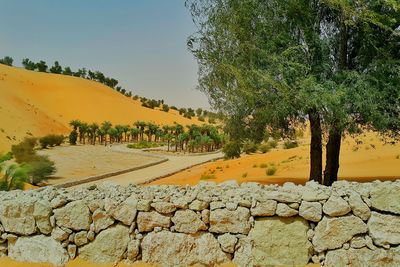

[0,64,200,153]
[76,149,224,187]
[36,144,162,185]
[151,132,400,186]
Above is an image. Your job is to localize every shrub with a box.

[295,129,305,139]
[23,155,56,185]
[259,163,268,168]
[200,173,216,180]
[127,141,163,149]
[11,138,38,163]
[39,134,64,148]
[69,130,78,145]
[259,144,270,153]
[0,152,13,163]
[243,141,258,154]
[198,116,205,122]
[162,104,170,112]
[222,141,241,159]
[283,140,298,149]
[242,173,248,178]
[208,118,216,124]
[266,166,277,176]
[268,140,278,148]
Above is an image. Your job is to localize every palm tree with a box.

[130,127,140,142]
[101,121,112,145]
[173,124,184,151]
[78,122,89,144]
[122,125,130,142]
[114,125,124,143]
[108,128,118,144]
[88,123,99,145]
[69,119,81,131]
[146,123,158,142]
[164,133,174,152]
[0,164,28,191]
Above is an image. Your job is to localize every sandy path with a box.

[76,150,224,187]
[38,144,163,186]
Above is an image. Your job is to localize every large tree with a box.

[187,0,400,185]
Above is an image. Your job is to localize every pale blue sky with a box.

[0,0,210,109]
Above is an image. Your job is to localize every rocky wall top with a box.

[0,179,399,266]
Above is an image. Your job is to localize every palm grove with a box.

[187,0,400,185]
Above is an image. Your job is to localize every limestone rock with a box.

[0,199,36,235]
[74,231,89,246]
[51,227,69,242]
[348,192,371,221]
[33,200,53,235]
[370,183,400,214]
[78,224,129,263]
[325,247,400,267]
[265,191,302,203]
[189,200,209,211]
[171,209,207,234]
[276,203,298,217]
[312,215,367,252]
[232,237,253,267]
[323,195,351,216]
[112,197,137,225]
[151,202,176,214]
[141,231,229,267]
[54,200,91,231]
[248,217,313,266]
[8,235,69,266]
[302,187,330,201]
[137,211,171,232]
[137,199,151,211]
[67,244,77,260]
[209,207,251,234]
[299,201,322,222]
[250,200,277,216]
[367,212,400,246]
[127,239,140,261]
[350,236,367,249]
[92,209,114,233]
[217,233,237,253]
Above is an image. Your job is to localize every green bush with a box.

[266,166,277,176]
[268,140,278,148]
[11,138,38,163]
[69,130,78,145]
[23,155,56,185]
[200,173,216,180]
[222,141,241,159]
[259,144,270,153]
[39,134,64,148]
[127,141,163,149]
[0,152,13,163]
[198,116,205,122]
[243,141,258,154]
[283,140,298,149]
[259,163,268,168]
[162,104,170,112]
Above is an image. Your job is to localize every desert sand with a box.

[37,144,162,185]
[151,132,400,186]
[0,64,199,153]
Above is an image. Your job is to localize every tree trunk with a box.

[323,129,342,186]
[308,110,323,183]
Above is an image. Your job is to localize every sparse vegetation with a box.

[39,134,64,149]
[283,141,298,150]
[259,163,268,168]
[242,141,258,154]
[0,56,13,66]
[266,166,277,176]
[0,164,28,191]
[259,144,270,153]
[222,141,241,159]
[200,173,216,180]
[242,172,247,178]
[127,141,163,149]
[0,152,13,163]
[268,140,278,149]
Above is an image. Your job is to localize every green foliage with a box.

[127,141,163,149]
[268,140,278,149]
[36,61,48,72]
[259,144,270,153]
[222,141,241,159]
[69,130,78,145]
[0,164,29,191]
[49,61,62,74]
[0,152,13,163]
[200,173,216,180]
[266,166,277,176]
[22,58,36,70]
[11,137,38,163]
[39,135,64,149]
[242,141,258,154]
[198,116,205,122]
[259,163,268,168]
[0,56,13,66]
[283,140,299,149]
[23,156,56,185]
[162,104,170,112]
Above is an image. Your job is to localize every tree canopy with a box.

[187,0,400,185]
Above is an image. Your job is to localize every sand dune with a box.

[151,132,400,185]
[0,64,199,153]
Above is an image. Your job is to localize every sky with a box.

[0,0,210,109]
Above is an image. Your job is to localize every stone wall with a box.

[0,180,399,266]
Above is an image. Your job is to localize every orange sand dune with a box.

[0,64,199,152]
[151,132,400,186]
